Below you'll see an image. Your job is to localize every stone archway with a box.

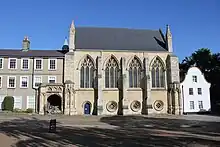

[47,94,62,114]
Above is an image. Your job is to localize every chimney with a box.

[22,36,30,51]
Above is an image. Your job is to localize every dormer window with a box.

[192,75,197,82]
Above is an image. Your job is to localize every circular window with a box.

[130,101,141,112]
[106,101,118,112]
[154,100,164,111]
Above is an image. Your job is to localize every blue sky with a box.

[0,0,219,61]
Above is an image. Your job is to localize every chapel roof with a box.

[75,27,167,51]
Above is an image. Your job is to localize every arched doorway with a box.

[84,102,91,115]
[47,94,62,113]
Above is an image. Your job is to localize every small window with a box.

[8,76,16,88]
[198,88,202,95]
[9,58,17,69]
[34,76,42,88]
[48,76,56,83]
[0,58,3,69]
[189,88,193,95]
[192,75,197,82]
[35,59,43,70]
[198,101,203,109]
[0,76,2,88]
[21,59,29,70]
[20,76,28,88]
[190,101,194,109]
[48,59,57,70]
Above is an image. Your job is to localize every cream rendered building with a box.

[38,21,182,115]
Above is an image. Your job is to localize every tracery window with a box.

[129,57,142,88]
[105,56,119,88]
[80,56,95,88]
[151,58,165,88]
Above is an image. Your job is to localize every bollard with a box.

[49,119,56,133]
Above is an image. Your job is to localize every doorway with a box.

[47,94,62,111]
[84,102,91,114]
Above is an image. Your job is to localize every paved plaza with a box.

[0,114,220,147]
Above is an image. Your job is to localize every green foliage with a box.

[2,96,14,111]
[13,108,22,113]
[26,108,34,113]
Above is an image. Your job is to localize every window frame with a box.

[80,56,95,88]
[189,88,194,95]
[48,58,57,70]
[33,76,42,88]
[104,57,119,88]
[34,58,43,70]
[0,76,2,88]
[21,58,29,70]
[192,75,197,82]
[197,88,202,95]
[151,58,165,89]
[128,57,142,88]
[189,101,194,110]
[0,58,4,69]
[8,58,17,69]
[48,76,56,83]
[7,76,16,88]
[198,101,203,109]
[20,76,29,88]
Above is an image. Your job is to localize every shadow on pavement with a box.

[0,115,219,146]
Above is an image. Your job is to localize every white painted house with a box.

[180,66,211,113]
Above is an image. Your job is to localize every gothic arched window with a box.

[80,56,95,88]
[105,56,119,88]
[151,58,165,88]
[129,57,142,88]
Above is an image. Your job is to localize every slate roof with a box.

[0,49,65,58]
[0,27,168,57]
[75,27,167,51]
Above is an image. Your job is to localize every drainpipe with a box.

[182,85,184,114]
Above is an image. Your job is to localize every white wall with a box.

[180,67,211,113]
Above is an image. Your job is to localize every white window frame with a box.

[21,58,29,70]
[33,76,42,88]
[8,58,17,69]
[189,101,194,110]
[192,75,197,82]
[0,58,4,69]
[197,88,202,95]
[20,76,29,88]
[198,101,203,109]
[48,76,56,83]
[189,88,194,95]
[0,76,2,88]
[48,59,57,70]
[7,76,16,88]
[34,58,43,70]
[27,96,35,109]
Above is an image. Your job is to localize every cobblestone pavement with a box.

[0,114,220,147]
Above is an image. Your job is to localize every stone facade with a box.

[38,50,181,115]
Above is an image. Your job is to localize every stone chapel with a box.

[38,21,182,115]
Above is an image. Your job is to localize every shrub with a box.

[26,108,34,113]
[13,108,22,113]
[2,96,14,111]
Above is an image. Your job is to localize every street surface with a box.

[0,113,220,147]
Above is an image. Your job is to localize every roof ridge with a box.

[76,26,159,32]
